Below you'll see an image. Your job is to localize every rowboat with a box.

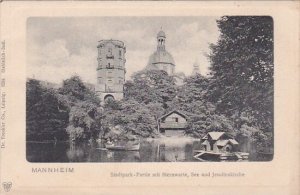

[105,143,140,151]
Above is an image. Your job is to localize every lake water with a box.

[26,137,272,162]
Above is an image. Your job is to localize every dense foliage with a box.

[124,70,176,109]
[26,79,69,141]
[27,76,102,142]
[58,76,102,142]
[208,16,274,151]
[102,70,173,139]
[26,16,273,152]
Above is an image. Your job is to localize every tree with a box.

[208,16,273,132]
[66,102,103,141]
[59,76,102,141]
[125,69,177,109]
[26,76,103,142]
[26,79,69,141]
[145,102,165,131]
[59,75,100,105]
[101,99,159,139]
[178,74,210,104]
[208,16,274,151]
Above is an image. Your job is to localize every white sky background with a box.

[27,17,220,84]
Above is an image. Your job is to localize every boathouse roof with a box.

[203,132,225,140]
[158,110,188,120]
[216,139,239,146]
[202,132,236,141]
[228,139,238,145]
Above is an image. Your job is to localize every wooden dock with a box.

[193,150,249,161]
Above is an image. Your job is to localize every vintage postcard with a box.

[0,1,299,194]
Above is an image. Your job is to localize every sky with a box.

[27,17,220,84]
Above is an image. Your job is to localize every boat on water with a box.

[193,150,249,161]
[194,132,249,161]
[105,143,140,151]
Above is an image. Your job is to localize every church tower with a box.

[146,30,175,75]
[95,40,126,101]
[192,60,200,75]
[157,30,166,51]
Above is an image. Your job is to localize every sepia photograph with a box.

[26,16,274,163]
[1,1,299,194]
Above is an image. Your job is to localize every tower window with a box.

[159,38,164,45]
[119,50,122,58]
[107,48,114,59]
[107,79,113,84]
[107,63,113,69]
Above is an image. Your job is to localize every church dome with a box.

[157,30,166,38]
[146,29,176,75]
[147,50,175,66]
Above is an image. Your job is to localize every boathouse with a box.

[201,132,239,153]
[158,110,188,136]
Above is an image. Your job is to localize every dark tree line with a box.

[207,16,273,150]
[208,16,273,131]
[26,79,69,141]
[26,76,102,142]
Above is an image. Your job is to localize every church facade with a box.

[95,39,126,101]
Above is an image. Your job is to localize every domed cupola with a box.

[146,29,176,75]
[157,30,166,38]
[157,30,166,51]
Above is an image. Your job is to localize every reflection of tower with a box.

[96,40,126,101]
[192,60,200,75]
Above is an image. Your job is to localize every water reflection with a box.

[66,142,85,162]
[26,137,271,162]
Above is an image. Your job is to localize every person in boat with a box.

[106,137,114,145]
[53,137,57,145]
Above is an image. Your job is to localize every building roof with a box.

[97,39,125,48]
[157,30,166,38]
[159,110,188,121]
[201,140,210,145]
[229,139,239,145]
[147,50,175,67]
[147,29,175,70]
[204,132,226,140]
[202,132,235,141]
[216,139,239,147]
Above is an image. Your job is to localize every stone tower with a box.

[146,30,175,75]
[95,40,126,101]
